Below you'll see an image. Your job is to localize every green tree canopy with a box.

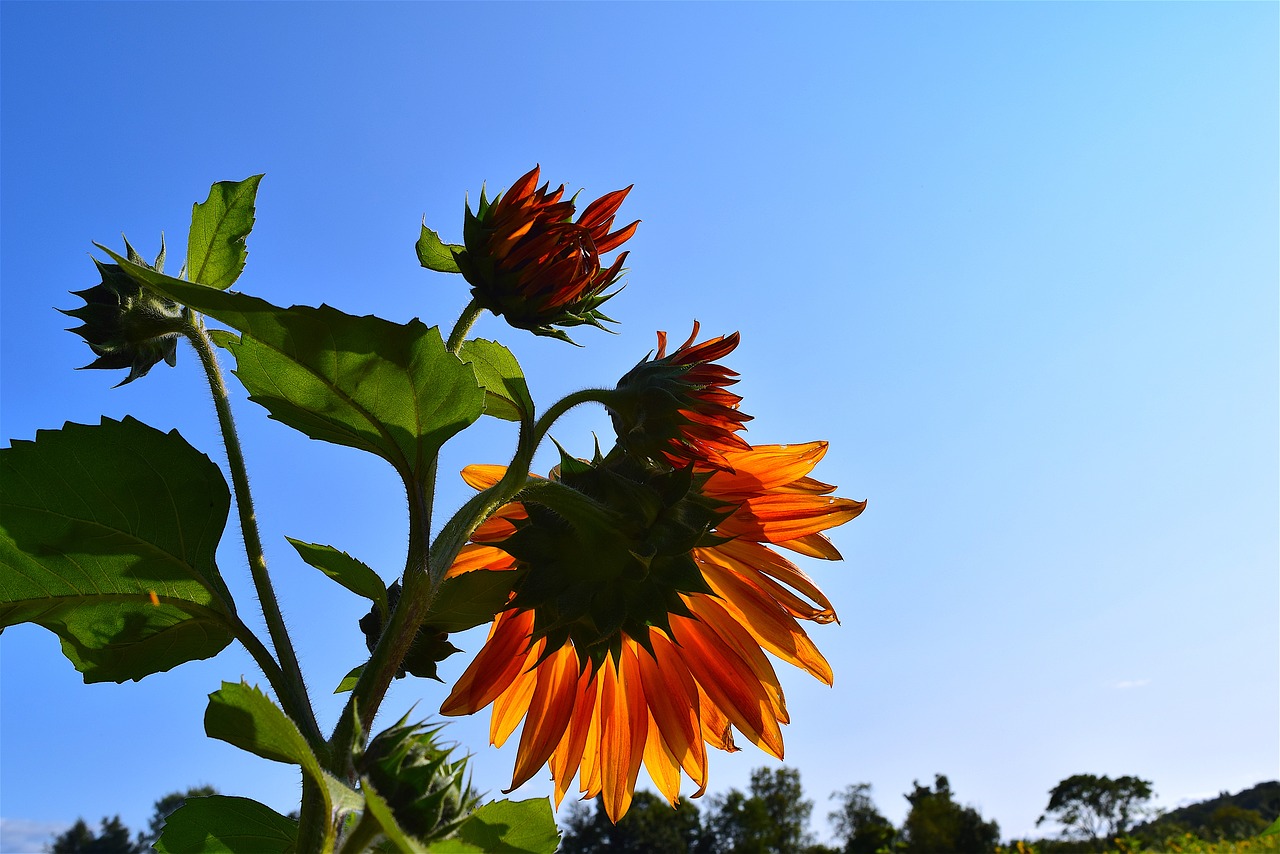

[1036,774,1154,847]
[829,783,896,854]
[900,774,1000,854]
[703,766,816,854]
[50,816,139,854]
[559,791,703,853]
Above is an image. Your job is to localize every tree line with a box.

[47,772,1278,852]
[559,769,1280,854]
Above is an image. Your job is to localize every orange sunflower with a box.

[439,442,864,822]
[455,165,638,341]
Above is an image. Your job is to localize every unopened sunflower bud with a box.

[610,322,752,470]
[62,237,187,386]
[452,165,638,342]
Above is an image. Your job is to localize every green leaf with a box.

[335,664,364,694]
[287,538,387,616]
[208,329,240,349]
[457,340,533,423]
[1263,815,1280,837]
[361,777,430,853]
[188,175,263,290]
[436,799,560,854]
[0,417,236,682]
[205,681,326,776]
[428,569,522,634]
[204,681,360,849]
[416,223,463,274]
[154,795,297,853]
[100,250,487,480]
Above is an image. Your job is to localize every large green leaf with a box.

[433,799,560,854]
[416,223,463,274]
[101,250,486,479]
[457,339,532,423]
[154,795,297,853]
[288,538,388,616]
[0,417,236,682]
[188,175,263,290]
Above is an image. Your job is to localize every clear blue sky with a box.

[2,3,1276,850]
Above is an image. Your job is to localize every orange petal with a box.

[461,464,508,490]
[489,646,540,747]
[709,539,836,620]
[643,712,683,807]
[778,531,845,560]
[599,648,648,822]
[670,614,784,760]
[508,645,581,792]
[705,442,829,497]
[697,686,738,756]
[448,543,518,577]
[699,561,833,685]
[549,668,598,807]
[440,609,534,715]
[719,493,866,545]
[687,596,788,724]
[640,634,707,790]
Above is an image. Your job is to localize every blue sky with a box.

[2,2,1276,850]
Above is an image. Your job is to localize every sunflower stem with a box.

[183,320,324,754]
[445,298,483,354]
[531,387,616,449]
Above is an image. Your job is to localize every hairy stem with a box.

[445,297,483,354]
[184,321,324,752]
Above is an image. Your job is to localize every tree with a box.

[135,785,217,850]
[829,784,896,854]
[703,766,816,854]
[559,791,703,853]
[49,816,139,854]
[1036,774,1154,848]
[900,774,1000,854]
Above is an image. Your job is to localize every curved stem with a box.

[445,298,483,354]
[530,387,616,450]
[184,321,324,752]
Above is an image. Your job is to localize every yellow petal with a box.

[461,464,508,490]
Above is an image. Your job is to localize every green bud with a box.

[62,236,187,386]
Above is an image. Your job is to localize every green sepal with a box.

[0,416,237,682]
[287,538,388,618]
[416,222,463,274]
[187,175,263,290]
[457,339,533,423]
[154,795,297,853]
[208,329,240,349]
[99,248,486,481]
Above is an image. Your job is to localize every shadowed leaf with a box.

[154,795,296,853]
[0,416,236,682]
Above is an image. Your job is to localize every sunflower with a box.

[439,442,863,822]
[609,322,753,471]
[454,165,638,341]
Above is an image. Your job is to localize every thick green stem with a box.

[184,321,324,752]
[445,298,483,354]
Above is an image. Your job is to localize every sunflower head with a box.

[354,715,480,843]
[489,448,728,668]
[62,237,187,386]
[455,165,638,342]
[609,323,752,470]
